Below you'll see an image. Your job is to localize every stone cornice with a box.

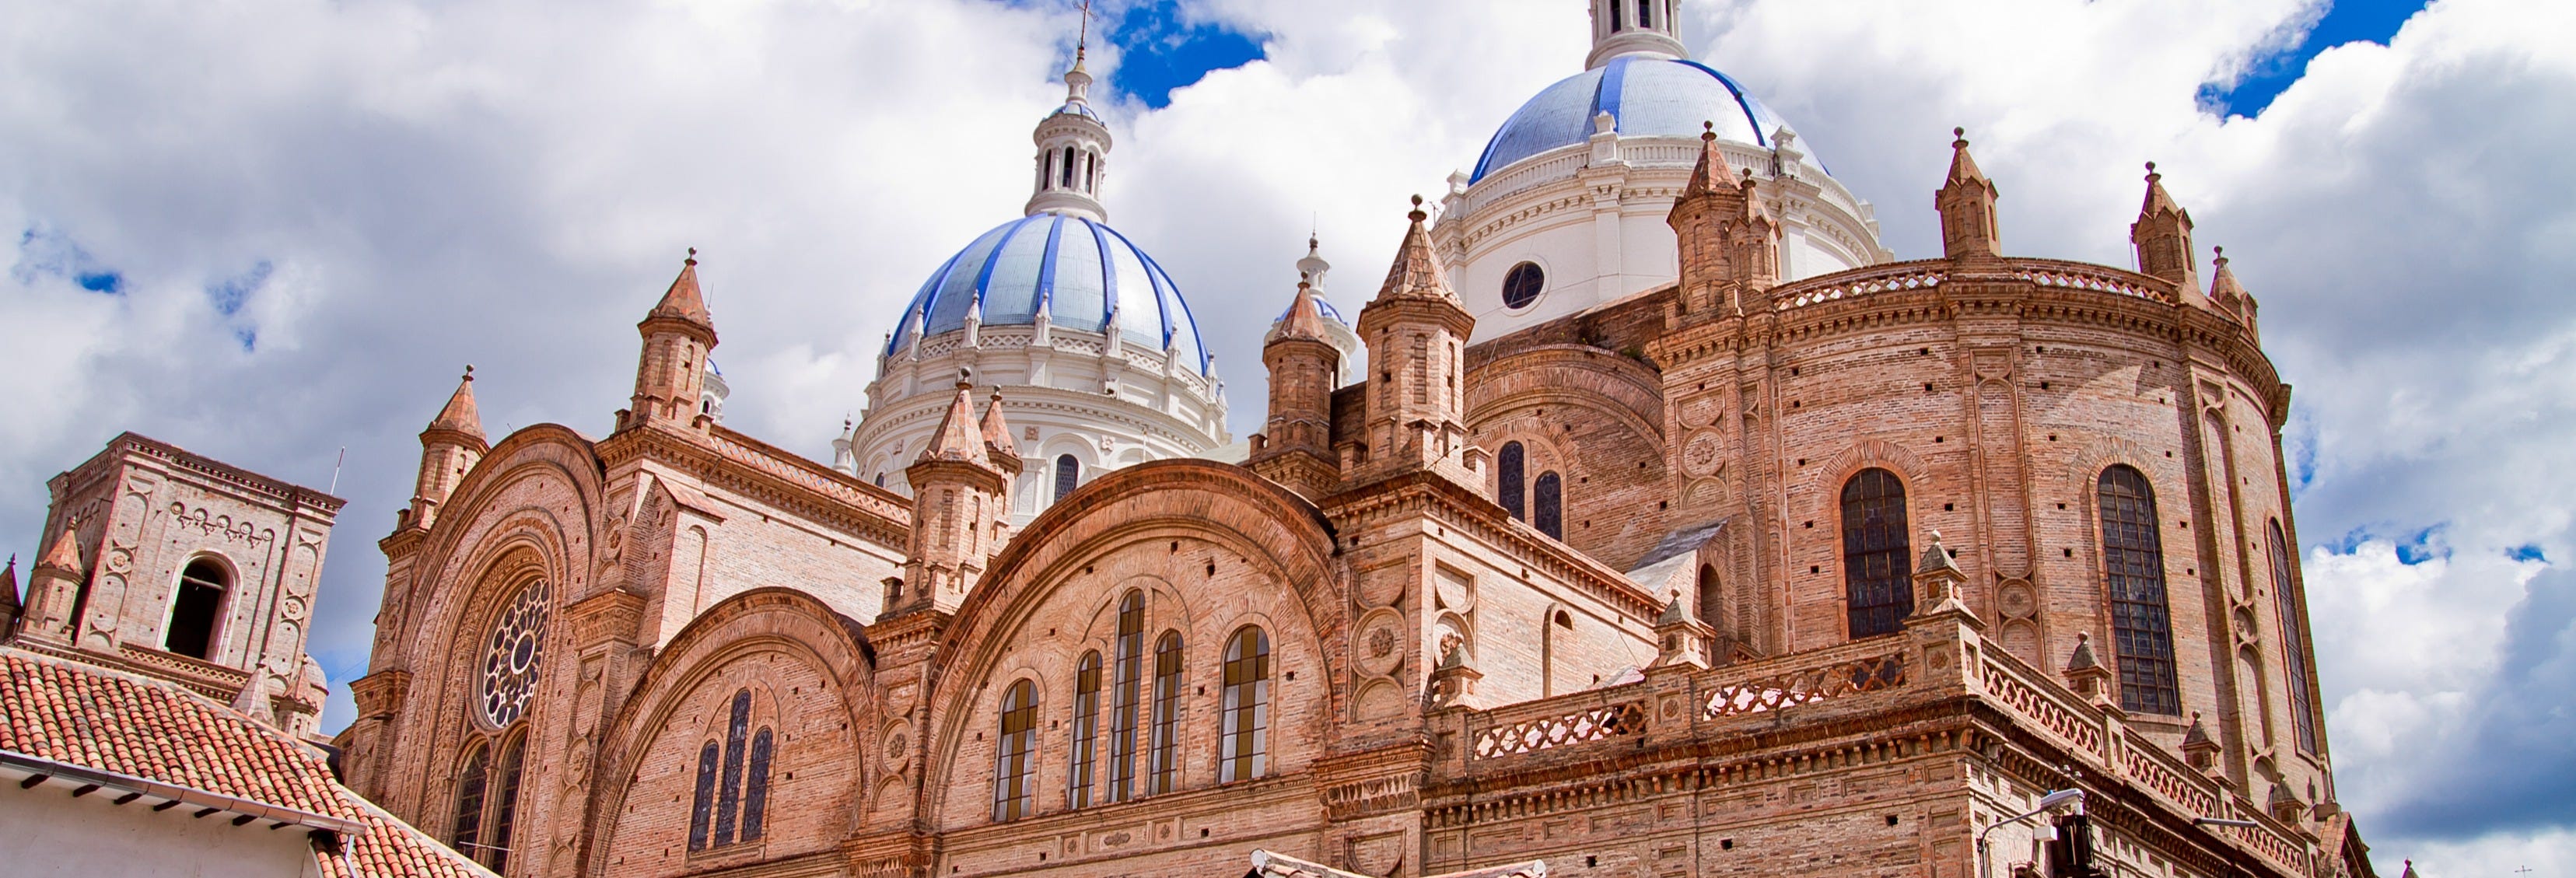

[51,431,347,516]
[1321,471,1662,624]
[596,423,911,551]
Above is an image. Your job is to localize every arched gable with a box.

[916,460,1341,830]
[585,587,877,878]
[1465,344,1668,448]
[384,425,605,820]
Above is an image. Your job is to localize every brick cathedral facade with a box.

[331,8,2379,878]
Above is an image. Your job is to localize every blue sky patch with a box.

[2511,544,2550,564]
[2395,524,2449,565]
[13,226,124,296]
[1099,0,1263,109]
[208,260,272,317]
[2200,0,2431,119]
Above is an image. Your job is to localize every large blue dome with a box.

[887,212,1207,376]
[1471,56,1799,184]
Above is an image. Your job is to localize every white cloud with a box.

[2,0,2571,870]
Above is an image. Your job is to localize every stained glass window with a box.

[488,734,525,872]
[1108,591,1143,803]
[1534,471,1563,540]
[741,729,772,842]
[688,742,718,852]
[1055,455,1080,503]
[450,745,488,857]
[2100,466,2181,715]
[1149,631,1184,795]
[1842,468,1913,638]
[479,578,553,727]
[1498,442,1526,520]
[1220,627,1271,782]
[992,680,1038,822]
[714,688,750,845]
[1069,651,1101,808]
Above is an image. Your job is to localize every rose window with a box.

[479,578,552,726]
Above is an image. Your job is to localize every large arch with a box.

[583,587,878,878]
[382,425,606,824]
[917,460,1342,831]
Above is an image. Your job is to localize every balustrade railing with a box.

[1472,701,1646,759]
[1773,264,1948,310]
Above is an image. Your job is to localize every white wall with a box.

[2,784,320,878]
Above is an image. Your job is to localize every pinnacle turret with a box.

[1937,128,2003,261]
[424,366,487,448]
[2130,162,2200,292]
[1372,196,1458,306]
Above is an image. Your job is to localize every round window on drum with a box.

[478,578,553,727]
[1501,262,1545,310]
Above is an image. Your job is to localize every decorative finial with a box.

[2144,160,2159,177]
[2214,245,2226,260]
[1407,194,1426,222]
[1703,120,1717,142]
[1954,126,1965,138]
[463,364,474,381]
[685,247,698,265]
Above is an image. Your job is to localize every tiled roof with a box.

[2,649,492,878]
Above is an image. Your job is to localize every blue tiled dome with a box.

[888,212,1206,375]
[1471,57,1800,183]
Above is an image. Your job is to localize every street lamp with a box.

[1978,789,2085,878]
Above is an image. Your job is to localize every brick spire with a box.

[0,554,19,632]
[1670,122,1778,313]
[424,366,486,447]
[2130,162,2200,292]
[1373,196,1457,306]
[1278,278,1332,342]
[919,381,989,466]
[1679,122,1731,200]
[1936,127,2002,261]
[35,523,82,575]
[978,389,1023,475]
[649,248,713,329]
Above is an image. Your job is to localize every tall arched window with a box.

[690,688,773,851]
[1636,0,1652,29]
[1108,591,1143,803]
[688,741,719,851]
[1220,627,1271,782]
[1841,468,1913,638]
[1055,455,1081,503]
[1084,152,1097,191]
[1148,631,1185,795]
[1068,651,1102,808]
[1060,146,1076,189]
[1497,442,1527,520]
[1610,0,1625,31]
[488,733,526,872]
[1534,471,1564,540]
[992,680,1038,822]
[1696,564,1722,631]
[2098,465,2181,715]
[742,728,772,842]
[166,558,228,659]
[450,744,488,858]
[2269,520,2319,754]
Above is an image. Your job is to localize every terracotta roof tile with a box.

[2,649,491,877]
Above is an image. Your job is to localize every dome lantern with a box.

[1024,37,1113,221]
[1587,0,1688,69]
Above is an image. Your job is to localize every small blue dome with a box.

[1471,57,1799,184]
[889,212,1207,375]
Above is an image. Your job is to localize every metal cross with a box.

[1076,0,1094,52]
[2513,868,2532,876]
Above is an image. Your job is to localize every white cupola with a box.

[1024,47,1114,222]
[1587,0,1689,68]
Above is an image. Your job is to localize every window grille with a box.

[2100,465,2181,715]
[1220,627,1272,782]
[1841,468,1913,638]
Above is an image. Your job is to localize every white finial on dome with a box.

[1025,0,1114,222]
[1587,0,1688,69]
[1297,231,1331,289]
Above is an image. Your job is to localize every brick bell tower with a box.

[621,249,718,432]
[1350,196,1480,488]
[1668,122,1781,317]
[1249,275,1344,499]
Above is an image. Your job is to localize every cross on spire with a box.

[1076,0,1095,58]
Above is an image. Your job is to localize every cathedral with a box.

[327,2,2380,876]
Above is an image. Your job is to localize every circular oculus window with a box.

[478,578,553,727]
[1501,261,1545,310]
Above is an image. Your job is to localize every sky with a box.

[1,0,2570,873]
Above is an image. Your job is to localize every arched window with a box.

[2099,465,2181,715]
[688,741,719,852]
[2269,520,2319,754]
[688,688,773,851]
[1061,146,1077,189]
[1107,591,1143,803]
[1220,627,1271,782]
[1042,151,1055,191]
[1636,0,1652,30]
[1696,564,1721,631]
[1068,651,1102,808]
[450,744,488,858]
[1497,442,1526,520]
[992,680,1038,821]
[1841,468,1913,638]
[1055,454,1081,503]
[488,733,526,872]
[742,728,772,842]
[1148,631,1185,794]
[1534,471,1564,540]
[1610,0,1624,31]
[1084,151,1097,192]
[166,558,228,659]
